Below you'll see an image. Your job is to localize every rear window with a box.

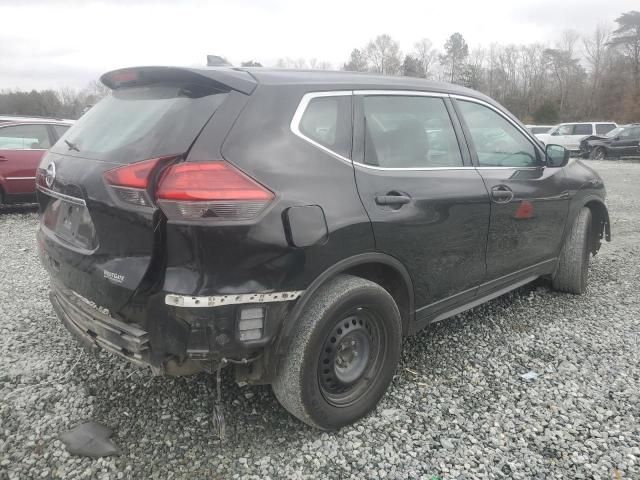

[52,84,227,163]
[52,124,70,139]
[596,123,616,135]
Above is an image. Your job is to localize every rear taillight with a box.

[104,158,274,221]
[156,161,274,221]
[103,157,164,207]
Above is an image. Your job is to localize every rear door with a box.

[36,73,246,312]
[452,97,570,285]
[0,123,50,195]
[352,92,490,315]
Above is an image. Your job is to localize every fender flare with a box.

[563,195,610,260]
[273,252,415,357]
[578,195,611,241]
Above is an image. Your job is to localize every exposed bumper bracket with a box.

[165,290,304,308]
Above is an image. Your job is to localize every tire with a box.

[272,274,402,430]
[552,207,592,294]
[590,147,606,160]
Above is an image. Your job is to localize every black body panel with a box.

[38,67,611,378]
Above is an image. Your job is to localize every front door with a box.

[566,123,593,151]
[610,126,640,157]
[453,98,570,285]
[352,93,491,312]
[0,124,51,196]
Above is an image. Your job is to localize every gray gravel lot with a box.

[1,160,639,479]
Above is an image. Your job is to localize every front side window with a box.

[556,125,574,136]
[0,124,51,150]
[299,95,352,159]
[362,95,463,168]
[457,100,539,168]
[573,124,592,135]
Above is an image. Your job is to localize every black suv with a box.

[580,123,640,160]
[36,67,611,430]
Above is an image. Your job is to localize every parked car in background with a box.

[580,124,640,160]
[37,66,611,430]
[535,122,618,152]
[526,124,555,135]
[0,119,72,204]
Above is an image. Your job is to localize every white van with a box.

[535,122,617,151]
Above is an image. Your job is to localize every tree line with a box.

[340,10,640,124]
[0,81,110,120]
[2,10,638,124]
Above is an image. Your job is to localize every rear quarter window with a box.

[298,95,352,159]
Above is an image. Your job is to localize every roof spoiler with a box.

[100,66,257,95]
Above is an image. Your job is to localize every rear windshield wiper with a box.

[64,139,80,152]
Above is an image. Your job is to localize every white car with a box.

[526,124,555,135]
[535,122,617,151]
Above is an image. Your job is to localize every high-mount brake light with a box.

[156,161,274,221]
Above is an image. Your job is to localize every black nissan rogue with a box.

[36,66,611,430]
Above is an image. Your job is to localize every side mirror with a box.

[545,144,570,168]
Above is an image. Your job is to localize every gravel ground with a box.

[1,160,639,479]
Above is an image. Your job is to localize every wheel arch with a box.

[581,197,611,254]
[274,253,414,357]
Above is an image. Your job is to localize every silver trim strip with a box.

[353,90,448,98]
[36,184,86,206]
[290,91,353,166]
[165,290,304,308]
[289,89,544,173]
[355,164,472,172]
[6,176,36,180]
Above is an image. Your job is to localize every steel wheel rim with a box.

[317,307,385,407]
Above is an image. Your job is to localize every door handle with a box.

[375,193,412,207]
[0,155,6,161]
[490,185,514,203]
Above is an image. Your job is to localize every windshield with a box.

[51,84,227,163]
[605,127,624,138]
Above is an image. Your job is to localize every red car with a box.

[0,120,72,204]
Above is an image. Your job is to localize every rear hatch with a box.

[37,67,254,312]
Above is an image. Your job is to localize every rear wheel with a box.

[272,274,402,430]
[590,147,606,160]
[552,207,592,294]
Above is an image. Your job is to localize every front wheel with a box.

[590,147,606,160]
[272,274,402,430]
[552,207,592,294]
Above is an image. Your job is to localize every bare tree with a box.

[413,38,438,79]
[343,48,369,72]
[365,34,402,75]
[583,25,611,115]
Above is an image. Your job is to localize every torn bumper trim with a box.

[165,290,304,308]
[50,283,152,369]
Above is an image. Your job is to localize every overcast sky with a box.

[1,0,637,90]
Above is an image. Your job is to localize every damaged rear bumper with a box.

[49,281,303,379]
[50,282,155,370]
